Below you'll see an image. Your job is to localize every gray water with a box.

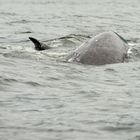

[0,0,140,140]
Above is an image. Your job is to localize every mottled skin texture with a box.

[66,31,129,65]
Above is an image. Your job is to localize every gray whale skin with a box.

[29,31,129,65]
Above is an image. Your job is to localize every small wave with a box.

[2,51,45,60]
[25,81,42,87]
[3,78,18,83]
[0,77,18,87]
[0,37,6,39]
[0,45,31,50]
[104,68,117,73]
[100,121,136,132]
[6,19,40,26]
[43,34,90,44]
[127,38,140,43]
[15,31,33,34]
[0,12,16,16]
[0,126,98,134]
[9,19,30,24]
[101,126,133,132]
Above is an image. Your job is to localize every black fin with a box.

[29,37,50,51]
[29,37,42,50]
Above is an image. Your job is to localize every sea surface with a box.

[0,0,140,140]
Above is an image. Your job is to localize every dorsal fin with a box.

[29,37,50,51]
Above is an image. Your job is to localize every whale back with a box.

[66,31,128,65]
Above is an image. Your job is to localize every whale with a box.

[29,31,129,65]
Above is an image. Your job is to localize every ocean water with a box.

[0,0,140,140]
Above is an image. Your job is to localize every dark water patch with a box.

[15,96,34,104]
[79,90,101,101]
[101,126,133,132]
[0,12,16,16]
[0,77,19,92]
[100,121,136,131]
[3,78,18,83]
[125,91,134,97]
[104,79,126,86]
[15,31,33,34]
[9,19,30,24]
[134,135,140,140]
[101,123,140,134]
[20,109,41,113]
[48,76,60,81]
[5,19,40,26]
[0,77,18,86]
[30,0,57,5]
[24,81,43,87]
[0,100,15,107]
[0,37,8,44]
[0,126,98,134]
[68,81,82,88]
[104,68,117,73]
[0,37,6,39]
[15,96,48,101]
